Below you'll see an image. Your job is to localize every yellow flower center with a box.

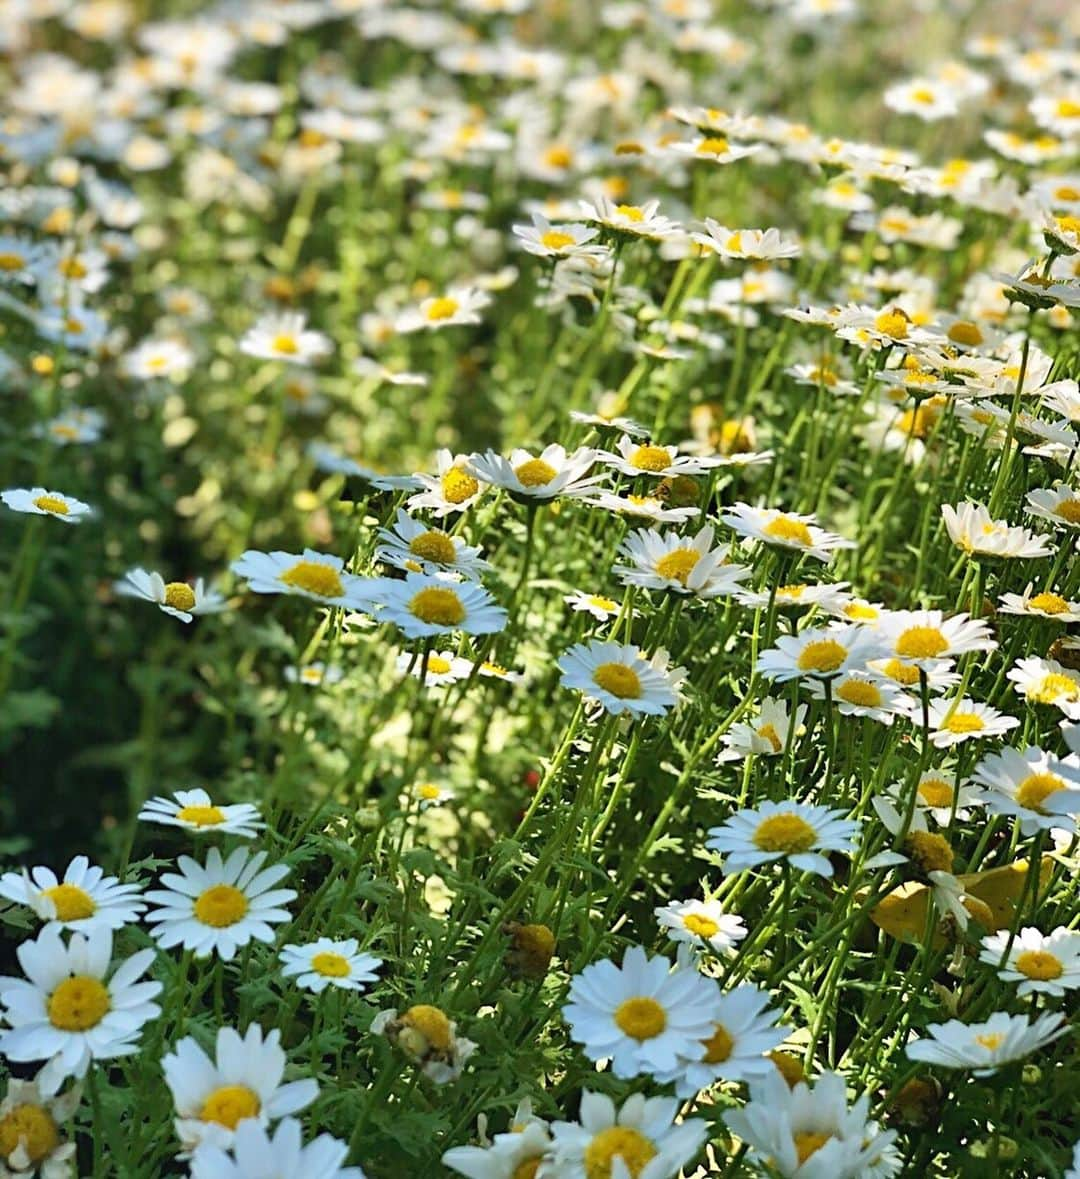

[911,87,937,104]
[756,722,783,752]
[629,445,672,472]
[1055,214,1080,237]
[1030,673,1080,704]
[844,602,880,621]
[403,1004,452,1051]
[701,1022,734,1064]
[918,778,953,808]
[164,582,197,611]
[409,530,456,564]
[682,913,720,939]
[418,783,442,799]
[696,136,730,155]
[796,639,848,674]
[1053,498,1080,524]
[777,584,807,600]
[513,1161,542,1179]
[0,252,26,270]
[1056,99,1080,119]
[43,883,96,922]
[199,1085,261,1130]
[583,1126,657,1179]
[1054,185,1080,202]
[272,334,298,354]
[0,1104,60,1164]
[426,296,460,321]
[592,662,642,699]
[655,548,699,585]
[794,1131,833,1165]
[764,515,813,547]
[947,321,984,347]
[51,424,80,440]
[753,813,817,853]
[835,679,882,707]
[175,804,226,826]
[425,656,451,675]
[905,830,955,874]
[874,308,909,339]
[975,1032,1005,1051]
[32,495,70,516]
[514,458,558,487]
[408,587,465,627]
[942,712,984,734]
[881,658,921,686]
[1028,592,1068,614]
[193,883,249,928]
[47,976,110,1031]
[540,230,575,250]
[614,204,645,223]
[278,560,344,598]
[1014,949,1063,981]
[1016,772,1066,814]
[614,996,666,1040]
[587,595,618,611]
[311,951,351,978]
[895,626,948,659]
[441,467,479,504]
[544,145,573,167]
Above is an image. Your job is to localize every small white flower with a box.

[722,503,855,562]
[512,214,606,259]
[600,434,720,479]
[972,744,1080,834]
[114,568,226,622]
[563,590,623,620]
[717,696,807,762]
[614,524,750,598]
[137,789,264,839]
[557,640,686,717]
[691,220,801,260]
[284,662,344,688]
[230,549,379,610]
[1,488,92,524]
[279,939,383,994]
[906,1011,1068,1076]
[706,801,860,877]
[370,574,507,640]
[980,926,1080,997]
[406,450,485,518]
[1007,656,1080,710]
[467,444,603,501]
[942,501,1054,560]
[654,898,746,955]
[756,624,888,684]
[239,312,331,365]
[375,509,492,579]
[927,697,1019,748]
[0,856,144,934]
[395,285,491,333]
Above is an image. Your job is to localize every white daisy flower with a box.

[868,656,961,697]
[1007,656,1080,710]
[34,408,105,446]
[722,503,855,562]
[284,662,344,688]
[579,196,683,241]
[980,926,1080,997]
[395,285,491,333]
[691,221,801,260]
[706,801,860,877]
[1026,484,1080,530]
[905,1011,1067,1076]
[557,640,686,717]
[512,215,606,259]
[0,1068,80,1176]
[394,650,470,686]
[475,659,524,685]
[239,312,331,365]
[278,939,383,995]
[998,584,1080,622]
[114,568,226,622]
[716,696,808,762]
[972,744,1080,834]
[737,581,850,612]
[942,502,1054,560]
[0,856,144,934]
[121,337,194,381]
[0,234,48,285]
[669,135,763,166]
[1,488,92,524]
[614,524,751,598]
[375,509,491,579]
[443,1110,550,1179]
[371,1004,476,1084]
[878,609,995,666]
[163,1024,319,1155]
[467,445,602,501]
[410,781,456,809]
[884,77,960,121]
[137,789,264,839]
[599,435,719,479]
[927,697,1019,748]
[230,549,379,610]
[564,590,622,620]
[370,574,507,639]
[584,491,700,524]
[189,1117,365,1179]
[352,357,428,387]
[900,770,985,827]
[756,624,888,684]
[0,927,161,1095]
[144,847,296,961]
[808,670,911,724]
[562,945,722,1080]
[654,898,747,955]
[406,450,485,518]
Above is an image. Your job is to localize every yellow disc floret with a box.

[199,1085,261,1129]
[311,952,351,978]
[592,662,642,699]
[193,884,249,928]
[402,1004,452,1052]
[164,582,197,611]
[655,548,699,585]
[753,813,817,854]
[894,626,948,660]
[701,1022,734,1064]
[764,515,813,547]
[514,458,558,487]
[796,639,848,674]
[0,1104,60,1163]
[1014,950,1063,981]
[48,976,110,1032]
[1016,772,1065,814]
[175,804,226,826]
[43,883,96,922]
[682,913,720,939]
[628,445,672,472]
[409,530,457,564]
[583,1126,657,1179]
[32,495,70,516]
[408,587,465,627]
[279,560,344,599]
[614,996,666,1041]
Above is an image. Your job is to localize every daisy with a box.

[229,549,379,610]
[352,357,428,387]
[284,663,344,688]
[614,525,750,598]
[371,1004,477,1084]
[137,789,264,839]
[564,590,622,621]
[279,939,383,994]
[906,1011,1068,1076]
[756,624,887,684]
[722,503,855,562]
[475,659,524,685]
[0,856,144,934]
[0,927,161,1095]
[370,574,507,639]
[737,582,849,613]
[902,770,986,827]
[394,651,470,686]
[584,491,700,524]
[410,781,456,809]
[546,1091,707,1179]
[406,450,485,518]
[34,408,105,446]
[467,445,603,501]
[579,196,683,241]
[942,502,1054,560]
[375,509,491,579]
[163,1024,319,1155]
[144,847,296,961]
[0,1069,80,1177]
[869,656,960,697]
[114,568,226,622]
[691,221,801,260]
[972,744,1080,834]
[557,641,686,717]
[0,489,91,524]
[654,899,747,955]
[884,77,960,121]
[927,698,1019,748]
[599,435,718,479]
[562,945,722,1080]
[189,1117,365,1179]
[1026,485,1080,530]
[121,337,194,381]
[1007,656,1080,709]
[808,671,911,724]
[998,584,1080,623]
[0,234,47,285]
[239,312,331,365]
[512,215,606,260]
[980,926,1080,997]
[443,1106,551,1179]
[716,697,808,761]
[395,285,490,333]
[669,135,763,166]
[706,801,860,877]
[878,610,996,667]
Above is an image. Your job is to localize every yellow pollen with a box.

[540,230,575,250]
[592,662,642,699]
[0,252,26,270]
[427,656,452,675]
[918,778,953,808]
[881,658,921,686]
[409,530,457,564]
[764,515,813,547]
[311,951,351,978]
[544,145,573,168]
[629,445,672,472]
[614,996,666,1040]
[47,976,110,1032]
[1029,592,1068,614]
[272,334,298,354]
[1031,673,1080,704]
[655,547,699,585]
[441,467,479,504]
[942,712,984,734]
[514,458,558,487]
[587,595,618,611]
[778,584,807,599]
[583,1126,657,1179]
[682,913,720,939]
[701,1022,734,1064]
[1055,214,1080,237]
[696,136,730,155]
[175,804,226,826]
[43,883,96,922]
[164,582,196,611]
[796,639,848,674]
[911,87,936,104]
[0,1104,60,1164]
[426,296,460,321]
[279,560,344,599]
[753,813,817,854]
[895,626,948,659]
[193,883,248,928]
[844,603,880,621]
[402,1004,452,1052]
[874,308,909,339]
[1014,949,1063,981]
[418,783,442,799]
[905,830,955,874]
[32,495,70,516]
[975,1032,1005,1051]
[1056,100,1080,119]
[614,204,645,223]
[835,679,882,707]
[947,321,984,347]
[1016,772,1065,813]
[408,587,465,627]
[756,722,783,752]
[1053,498,1080,524]
[1054,185,1080,202]
[199,1085,261,1130]
[794,1131,833,1165]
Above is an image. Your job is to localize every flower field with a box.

[3,0,1080,1175]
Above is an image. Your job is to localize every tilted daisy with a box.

[927,697,1019,748]
[878,609,995,666]
[942,502,1054,560]
[406,450,485,517]
[279,939,383,994]
[599,435,719,479]
[238,312,331,365]
[613,525,750,598]
[0,927,161,1095]
[654,899,747,955]
[1007,656,1080,710]
[0,489,92,524]
[706,801,860,877]
[905,1011,1068,1076]
[0,856,144,934]
[546,1091,707,1179]
[980,926,1080,997]
[114,568,226,623]
[737,581,850,613]
[512,214,605,259]
[722,503,855,562]
[163,1024,319,1155]
[375,509,491,579]
[0,1068,80,1177]
[869,656,960,697]
[691,221,801,260]
[808,670,911,724]
[716,696,808,762]
[229,549,379,610]
[144,847,296,961]
[395,650,470,687]
[557,640,686,717]
[370,574,507,639]
[189,1117,366,1179]
[562,945,722,1080]
[972,744,1080,834]
[284,663,344,688]
[443,1107,551,1179]
[137,789,264,839]
[579,195,683,241]
[899,769,985,827]
[467,445,602,501]
[394,286,491,333]
[756,624,887,684]
[585,491,700,524]
[1026,484,1080,530]
[998,584,1080,622]
[564,590,622,621]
